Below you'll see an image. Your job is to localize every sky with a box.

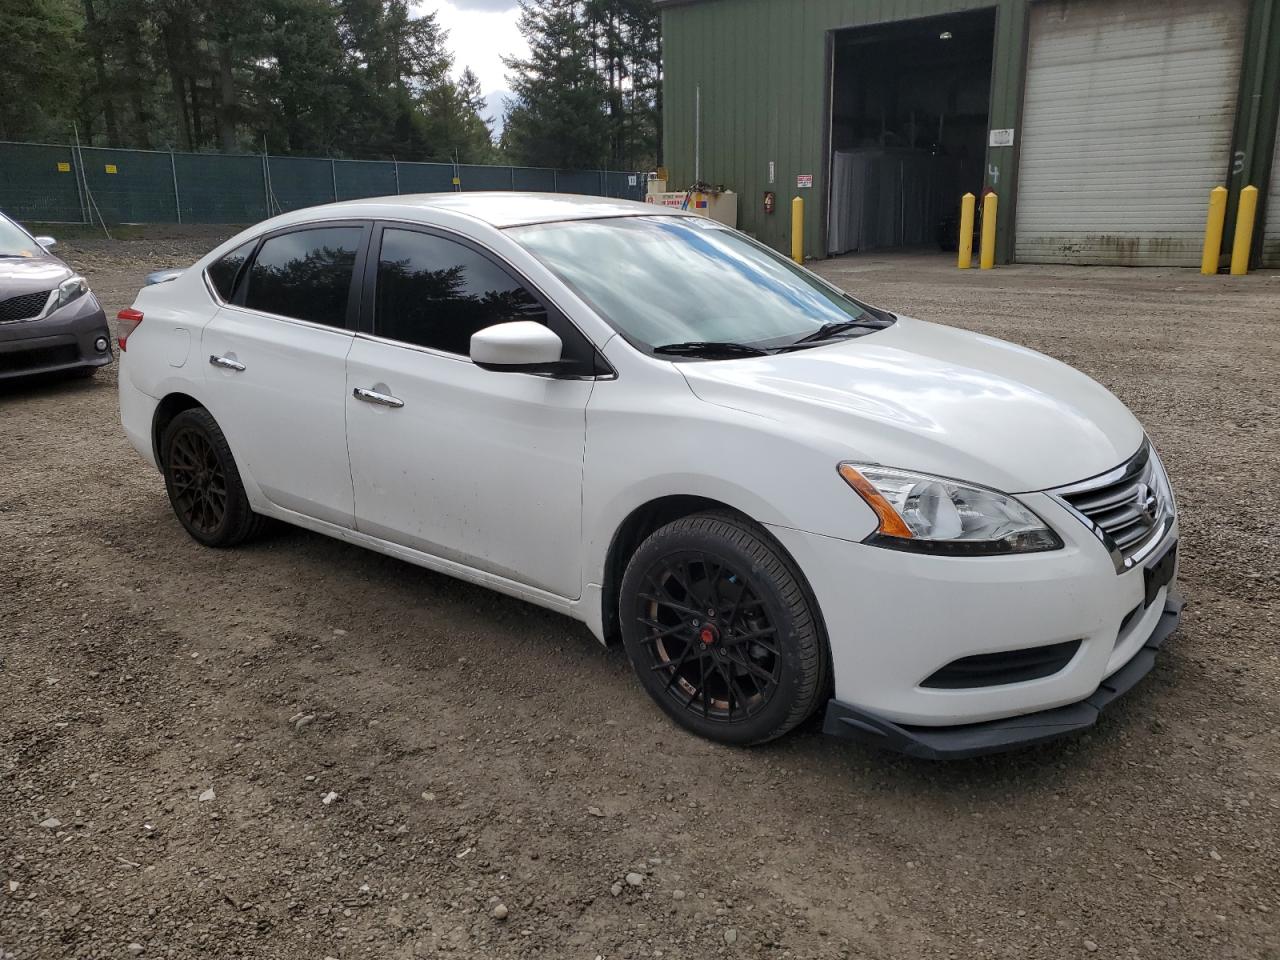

[419,1,529,136]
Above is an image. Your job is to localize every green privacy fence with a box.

[0,140,646,225]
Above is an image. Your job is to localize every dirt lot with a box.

[2,226,1278,960]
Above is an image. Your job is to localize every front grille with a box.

[0,344,80,373]
[0,290,52,323]
[921,639,1082,689]
[1057,443,1170,561]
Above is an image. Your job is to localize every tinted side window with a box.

[207,240,255,301]
[244,226,362,327]
[375,229,546,355]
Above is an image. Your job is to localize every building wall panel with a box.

[1265,102,1280,268]
[662,0,1020,257]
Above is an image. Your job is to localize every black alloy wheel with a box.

[638,554,782,723]
[167,425,228,536]
[161,407,264,548]
[620,513,828,745]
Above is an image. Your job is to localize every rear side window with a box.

[375,228,547,355]
[206,240,255,301]
[243,226,363,327]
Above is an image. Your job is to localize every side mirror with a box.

[35,236,57,249]
[470,321,564,374]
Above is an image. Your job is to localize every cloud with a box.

[420,1,528,103]
[448,0,517,10]
[484,90,511,136]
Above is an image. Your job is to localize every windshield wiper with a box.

[653,341,771,359]
[782,319,887,349]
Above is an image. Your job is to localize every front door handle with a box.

[209,355,246,372]
[353,387,404,409]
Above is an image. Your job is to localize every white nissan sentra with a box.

[118,194,1180,758]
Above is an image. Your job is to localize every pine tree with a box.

[2,0,655,169]
[501,0,611,170]
[419,67,495,164]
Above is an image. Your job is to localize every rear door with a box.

[201,222,369,528]
[344,223,602,598]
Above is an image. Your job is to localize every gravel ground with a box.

[1,226,1278,960]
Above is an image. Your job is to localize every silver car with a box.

[0,213,113,380]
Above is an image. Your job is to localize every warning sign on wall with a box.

[796,174,814,189]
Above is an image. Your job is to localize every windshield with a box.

[0,216,42,258]
[507,215,890,353]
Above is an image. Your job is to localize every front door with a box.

[201,222,368,528]
[345,225,599,599]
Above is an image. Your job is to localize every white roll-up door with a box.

[1015,0,1247,266]
[1264,119,1280,269]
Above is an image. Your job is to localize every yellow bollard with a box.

[957,193,976,269]
[1230,185,1259,276]
[791,196,804,264]
[1201,186,1228,275]
[979,192,997,270]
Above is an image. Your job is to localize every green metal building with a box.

[658,0,1280,267]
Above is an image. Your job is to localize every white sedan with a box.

[118,194,1180,758]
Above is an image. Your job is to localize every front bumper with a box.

[823,594,1182,759]
[0,294,112,378]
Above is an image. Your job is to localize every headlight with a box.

[55,275,89,310]
[838,463,1063,556]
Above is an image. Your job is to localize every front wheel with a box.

[619,513,829,745]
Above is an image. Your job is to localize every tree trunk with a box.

[188,77,203,148]
[217,38,236,152]
[82,0,120,145]
[121,20,153,148]
[129,89,152,149]
[161,22,193,150]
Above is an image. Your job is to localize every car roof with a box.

[323,192,681,228]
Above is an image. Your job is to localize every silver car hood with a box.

[0,255,72,296]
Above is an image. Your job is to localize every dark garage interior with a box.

[827,10,995,255]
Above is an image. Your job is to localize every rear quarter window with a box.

[206,240,256,301]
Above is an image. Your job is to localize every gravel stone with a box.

[1,230,1276,960]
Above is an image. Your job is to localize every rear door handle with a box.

[353,387,404,409]
[209,355,246,372]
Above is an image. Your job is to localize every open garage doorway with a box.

[826,10,995,256]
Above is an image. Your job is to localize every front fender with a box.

[578,355,883,640]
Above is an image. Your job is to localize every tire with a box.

[619,512,829,745]
[160,407,265,548]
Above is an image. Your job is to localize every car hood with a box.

[678,316,1144,493]
[0,254,72,296]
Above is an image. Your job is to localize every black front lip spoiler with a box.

[823,594,1183,760]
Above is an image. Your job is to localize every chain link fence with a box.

[0,141,647,225]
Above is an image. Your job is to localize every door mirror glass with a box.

[35,235,56,248]
[470,321,564,373]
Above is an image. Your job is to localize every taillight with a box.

[117,308,143,350]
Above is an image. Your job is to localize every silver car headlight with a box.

[55,275,89,310]
[838,463,1063,556]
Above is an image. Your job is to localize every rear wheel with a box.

[619,512,828,745]
[161,407,264,547]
